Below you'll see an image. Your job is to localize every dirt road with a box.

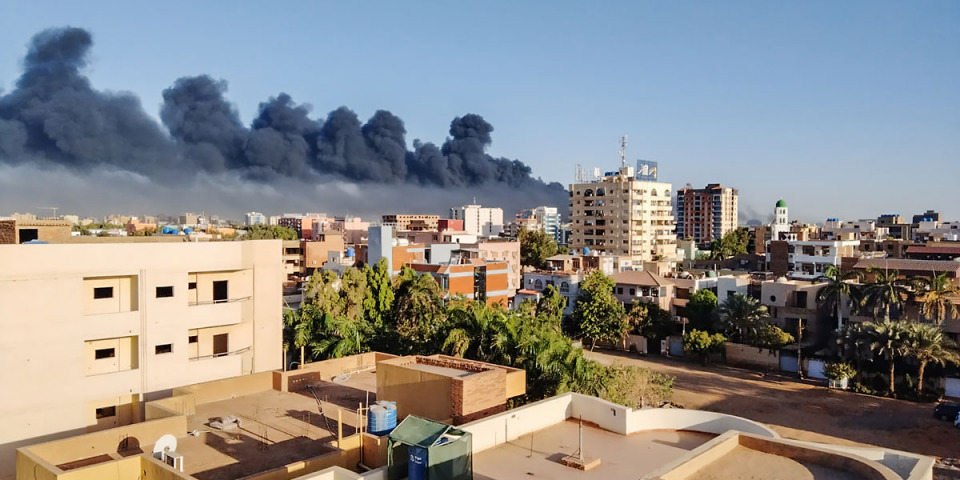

[586,350,959,459]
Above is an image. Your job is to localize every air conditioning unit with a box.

[163,451,184,472]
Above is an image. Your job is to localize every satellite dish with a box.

[153,434,178,455]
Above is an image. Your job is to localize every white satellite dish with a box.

[153,434,178,456]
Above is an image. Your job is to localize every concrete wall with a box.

[277,352,394,392]
[0,241,282,480]
[376,360,453,422]
[724,343,780,370]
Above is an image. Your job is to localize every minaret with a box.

[770,199,789,241]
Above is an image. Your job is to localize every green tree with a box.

[904,323,959,394]
[626,301,675,339]
[535,285,567,331]
[391,266,446,354]
[241,224,299,240]
[683,329,726,365]
[573,271,627,350]
[717,293,769,344]
[443,300,518,364]
[310,312,370,359]
[867,320,911,395]
[686,289,718,332]
[363,258,395,348]
[708,227,749,260]
[914,273,959,325]
[304,270,343,316]
[861,268,913,321]
[754,324,795,350]
[518,227,559,269]
[814,265,863,331]
[339,267,368,321]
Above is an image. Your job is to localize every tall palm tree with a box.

[861,267,913,321]
[443,300,518,364]
[867,320,910,395]
[904,323,959,394]
[311,312,368,359]
[914,273,960,325]
[718,293,768,344]
[839,322,872,378]
[814,265,862,330]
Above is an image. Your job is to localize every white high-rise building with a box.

[569,165,677,262]
[451,204,504,237]
[770,199,789,241]
[245,212,266,226]
[522,206,562,242]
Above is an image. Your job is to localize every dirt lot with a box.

[586,350,960,460]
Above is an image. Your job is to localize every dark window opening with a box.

[95,348,115,360]
[473,266,487,303]
[155,344,173,354]
[188,335,198,344]
[156,286,174,298]
[795,291,808,308]
[95,406,116,419]
[213,334,229,357]
[188,282,197,290]
[94,287,114,299]
[213,281,228,303]
[19,228,38,243]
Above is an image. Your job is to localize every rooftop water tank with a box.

[583,247,591,256]
[346,247,355,258]
[183,227,194,234]
[162,226,178,235]
[368,401,397,436]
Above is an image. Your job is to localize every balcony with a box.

[185,296,250,328]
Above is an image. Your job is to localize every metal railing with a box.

[189,345,251,361]
[188,296,251,307]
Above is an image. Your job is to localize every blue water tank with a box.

[368,401,397,436]
[408,445,427,480]
[162,226,178,235]
[346,247,355,258]
[183,227,194,234]
[583,247,591,256]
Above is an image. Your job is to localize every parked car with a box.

[934,402,960,422]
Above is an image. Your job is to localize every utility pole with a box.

[619,135,628,168]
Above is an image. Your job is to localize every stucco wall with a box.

[376,361,453,422]
[724,343,780,369]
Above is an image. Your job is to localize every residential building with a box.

[520,270,584,315]
[329,216,369,244]
[178,213,199,226]
[0,241,282,473]
[767,238,860,280]
[521,206,562,242]
[904,244,960,261]
[0,218,72,244]
[914,220,960,243]
[437,219,463,232]
[503,216,539,239]
[769,199,789,241]
[412,258,511,305]
[381,214,440,232]
[877,213,912,240]
[851,258,960,285]
[610,270,674,312]
[366,225,425,275]
[822,219,887,241]
[569,165,677,262]
[450,204,504,237]
[125,218,157,235]
[675,183,739,247]
[244,211,266,225]
[302,233,346,275]
[462,239,521,294]
[912,209,941,224]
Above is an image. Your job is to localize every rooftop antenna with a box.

[619,135,628,168]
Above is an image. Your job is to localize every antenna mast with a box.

[619,135,628,168]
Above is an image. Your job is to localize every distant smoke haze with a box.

[0,27,567,219]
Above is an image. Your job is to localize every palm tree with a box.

[839,322,872,378]
[914,273,960,325]
[718,293,768,344]
[814,265,862,330]
[311,312,368,359]
[443,300,518,364]
[861,267,913,321]
[867,320,910,395]
[904,323,959,394]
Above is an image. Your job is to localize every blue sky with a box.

[1,1,957,222]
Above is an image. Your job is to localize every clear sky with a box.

[1,1,957,222]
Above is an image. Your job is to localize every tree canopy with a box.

[518,227,559,269]
[573,271,627,350]
[241,224,299,240]
[708,227,749,260]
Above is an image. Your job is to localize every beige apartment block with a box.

[0,240,283,478]
[570,166,677,262]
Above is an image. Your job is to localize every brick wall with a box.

[0,220,15,244]
[452,368,506,418]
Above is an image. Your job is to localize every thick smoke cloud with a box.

[0,27,567,215]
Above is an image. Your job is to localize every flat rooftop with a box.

[684,445,863,480]
[172,371,376,480]
[473,419,715,480]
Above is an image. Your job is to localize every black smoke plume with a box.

[0,27,567,216]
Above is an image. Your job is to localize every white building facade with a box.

[451,204,504,237]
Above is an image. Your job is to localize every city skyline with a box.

[0,1,957,222]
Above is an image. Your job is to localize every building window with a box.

[560,282,569,293]
[155,344,173,354]
[617,287,623,294]
[188,282,197,290]
[96,406,117,419]
[534,279,543,290]
[188,335,198,344]
[630,288,636,296]
[213,334,229,357]
[95,348,115,360]
[156,286,174,298]
[213,281,228,303]
[93,287,114,299]
[770,295,777,302]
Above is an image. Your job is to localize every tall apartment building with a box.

[450,204,504,237]
[521,206,561,242]
[569,165,677,262]
[381,214,440,232]
[0,241,282,470]
[245,211,266,226]
[675,183,738,247]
